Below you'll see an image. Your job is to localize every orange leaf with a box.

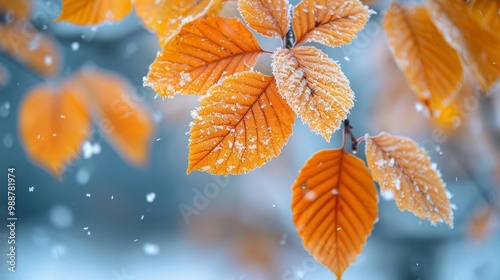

[188,71,294,175]
[0,21,61,77]
[365,132,453,225]
[272,46,354,141]
[54,0,133,25]
[134,0,225,46]
[19,83,91,177]
[74,68,154,166]
[238,0,290,39]
[430,74,476,132]
[468,0,500,32]
[145,16,263,97]
[425,0,500,93]
[383,3,463,115]
[0,0,32,20]
[292,0,371,47]
[291,149,378,279]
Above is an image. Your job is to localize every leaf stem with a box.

[342,119,358,154]
[356,136,366,145]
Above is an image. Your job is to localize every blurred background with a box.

[1,0,499,279]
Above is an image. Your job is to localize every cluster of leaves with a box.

[5,0,487,278]
[0,0,158,177]
[140,0,454,277]
[291,123,453,278]
[289,0,500,277]
[145,0,371,175]
[381,0,500,247]
[19,67,153,177]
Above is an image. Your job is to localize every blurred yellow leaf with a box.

[273,46,354,141]
[188,71,294,175]
[291,149,378,279]
[468,0,500,32]
[54,0,133,25]
[0,21,61,77]
[0,0,32,20]
[145,16,263,97]
[429,74,476,132]
[292,0,371,47]
[238,0,290,39]
[365,132,453,225]
[383,3,463,115]
[74,68,154,166]
[425,0,500,93]
[19,83,91,177]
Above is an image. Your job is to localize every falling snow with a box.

[146,192,156,203]
[71,42,80,51]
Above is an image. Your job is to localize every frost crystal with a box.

[393,179,401,190]
[305,191,317,200]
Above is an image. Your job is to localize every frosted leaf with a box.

[188,71,294,175]
[365,132,453,226]
[144,17,262,97]
[238,0,290,38]
[292,0,372,47]
[272,47,354,141]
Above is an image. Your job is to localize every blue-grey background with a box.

[1,0,499,279]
